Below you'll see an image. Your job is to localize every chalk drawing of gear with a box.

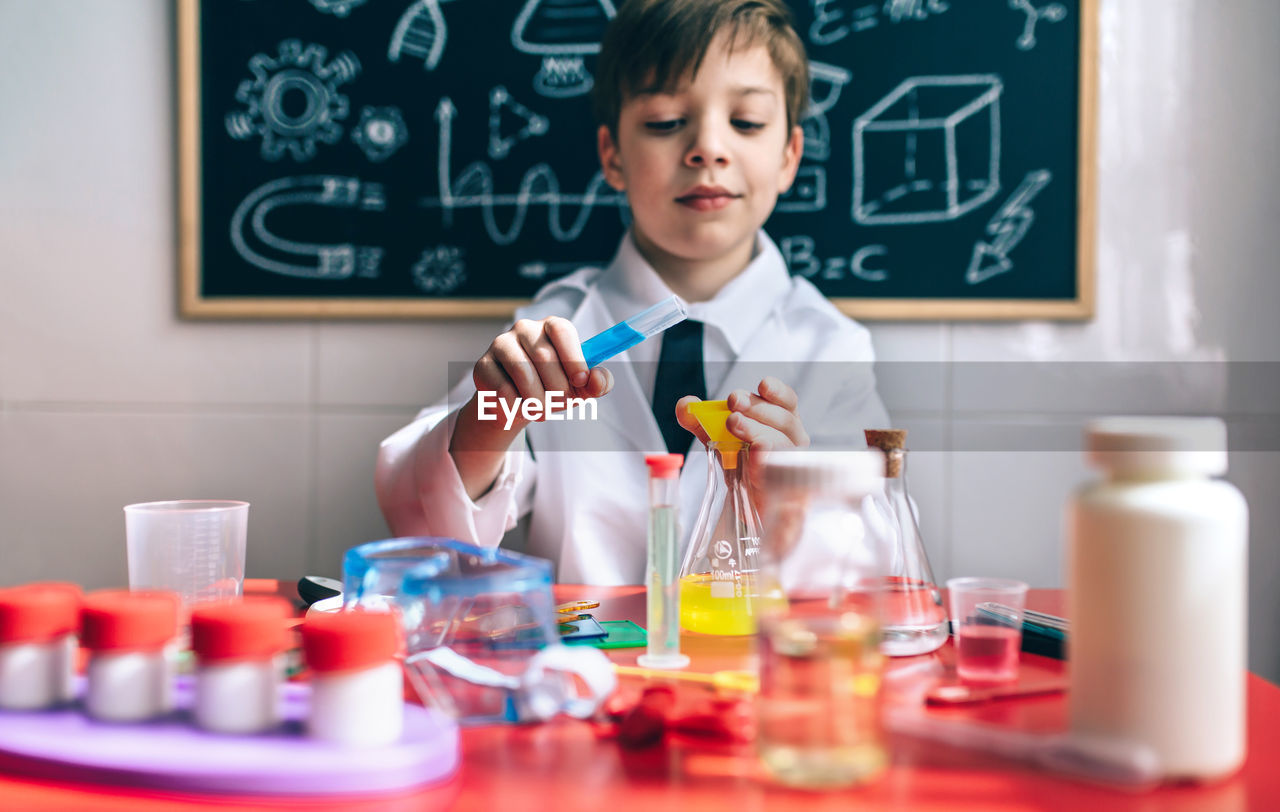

[225,39,361,162]
[351,106,410,162]
[230,175,385,279]
[411,245,466,293]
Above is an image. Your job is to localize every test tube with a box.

[580,295,688,368]
[638,453,689,670]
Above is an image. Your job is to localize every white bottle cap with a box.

[762,449,885,495]
[1085,416,1228,476]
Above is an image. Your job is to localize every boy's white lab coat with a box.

[376,232,889,585]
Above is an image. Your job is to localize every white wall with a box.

[1,1,1276,680]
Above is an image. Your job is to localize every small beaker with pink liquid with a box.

[946,577,1028,683]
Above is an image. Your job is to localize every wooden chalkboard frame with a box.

[177,0,1095,321]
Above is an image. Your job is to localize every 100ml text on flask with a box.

[475,391,598,431]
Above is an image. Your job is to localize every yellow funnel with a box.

[686,400,745,469]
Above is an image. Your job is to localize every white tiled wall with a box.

[1,1,1277,681]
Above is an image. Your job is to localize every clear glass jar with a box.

[754,450,887,790]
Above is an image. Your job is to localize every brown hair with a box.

[592,0,810,136]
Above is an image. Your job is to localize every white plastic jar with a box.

[1067,416,1248,781]
[0,583,82,710]
[80,590,180,722]
[302,609,402,746]
[190,598,290,734]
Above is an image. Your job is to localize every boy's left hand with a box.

[722,377,809,451]
[675,376,809,502]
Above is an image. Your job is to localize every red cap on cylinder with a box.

[80,590,179,652]
[190,598,291,663]
[0,584,82,644]
[23,582,84,602]
[301,610,400,674]
[644,453,684,479]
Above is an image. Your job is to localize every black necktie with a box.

[651,319,706,455]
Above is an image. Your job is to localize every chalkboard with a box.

[178,0,1095,319]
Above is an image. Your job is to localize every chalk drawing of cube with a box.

[853,75,1002,225]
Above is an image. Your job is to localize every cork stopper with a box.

[864,429,907,477]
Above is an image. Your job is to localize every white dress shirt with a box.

[375,230,890,585]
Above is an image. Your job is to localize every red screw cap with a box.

[80,590,179,652]
[301,609,400,674]
[644,453,684,479]
[0,584,82,644]
[190,598,291,663]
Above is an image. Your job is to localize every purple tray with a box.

[0,677,459,796]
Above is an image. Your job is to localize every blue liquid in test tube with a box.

[580,295,688,368]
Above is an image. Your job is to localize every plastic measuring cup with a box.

[124,501,249,606]
[344,537,616,726]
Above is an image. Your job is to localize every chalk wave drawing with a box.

[489,86,549,160]
[511,0,616,98]
[853,74,1002,225]
[1009,0,1067,51]
[411,245,466,292]
[803,61,853,161]
[420,97,626,245]
[230,176,385,279]
[966,169,1051,284]
[224,40,360,162]
[351,106,410,162]
[389,0,460,71]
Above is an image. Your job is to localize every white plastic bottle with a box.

[0,584,82,710]
[1067,416,1247,781]
[302,609,403,746]
[190,598,290,734]
[80,590,180,722]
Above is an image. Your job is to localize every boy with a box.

[376,0,888,584]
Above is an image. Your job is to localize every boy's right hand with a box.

[451,317,613,501]
[469,316,614,432]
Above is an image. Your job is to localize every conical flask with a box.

[863,430,947,656]
[677,401,763,636]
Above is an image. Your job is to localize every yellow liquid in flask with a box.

[679,573,757,636]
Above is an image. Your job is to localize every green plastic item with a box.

[564,619,647,649]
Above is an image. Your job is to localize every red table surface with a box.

[1,585,1276,811]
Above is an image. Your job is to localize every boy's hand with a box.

[723,377,809,452]
[674,377,809,451]
[471,317,613,431]
[451,317,612,501]
[674,377,809,505]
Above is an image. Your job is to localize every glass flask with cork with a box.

[862,429,947,656]
[677,400,764,636]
